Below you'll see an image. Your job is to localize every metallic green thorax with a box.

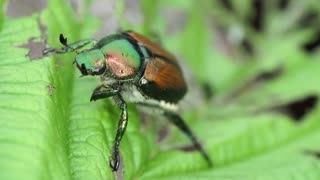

[101,39,141,69]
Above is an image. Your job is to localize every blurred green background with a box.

[1,0,320,179]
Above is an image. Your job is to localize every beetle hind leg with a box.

[164,111,213,167]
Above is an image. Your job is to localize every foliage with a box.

[1,0,320,179]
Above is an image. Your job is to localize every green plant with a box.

[1,0,320,179]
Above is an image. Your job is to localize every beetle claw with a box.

[109,153,120,171]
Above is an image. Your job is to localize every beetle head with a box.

[75,49,106,76]
[57,34,106,76]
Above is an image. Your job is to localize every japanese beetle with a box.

[43,31,212,171]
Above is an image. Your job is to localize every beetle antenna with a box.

[59,34,79,54]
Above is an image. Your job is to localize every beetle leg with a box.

[164,111,213,167]
[67,38,97,51]
[109,94,128,171]
[42,39,97,55]
[90,85,120,101]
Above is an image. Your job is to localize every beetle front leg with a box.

[109,95,128,171]
[43,35,97,55]
[164,111,213,167]
[90,84,120,101]
[90,85,125,171]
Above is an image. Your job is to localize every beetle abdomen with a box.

[139,57,187,103]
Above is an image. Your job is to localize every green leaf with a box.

[140,111,320,179]
[0,0,5,30]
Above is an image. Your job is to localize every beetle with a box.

[43,31,212,171]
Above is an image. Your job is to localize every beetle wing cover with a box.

[125,31,187,103]
[125,31,177,63]
[141,57,187,103]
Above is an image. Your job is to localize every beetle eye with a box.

[78,64,88,75]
